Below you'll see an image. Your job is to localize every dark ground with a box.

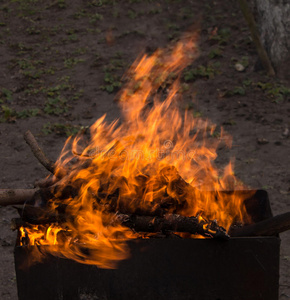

[0,0,289,299]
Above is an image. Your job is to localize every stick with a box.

[0,189,37,206]
[230,212,290,237]
[238,0,275,76]
[24,130,55,174]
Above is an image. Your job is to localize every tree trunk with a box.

[255,0,290,78]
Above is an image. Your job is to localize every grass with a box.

[0,105,40,122]
[0,88,13,102]
[100,71,122,93]
[256,82,290,103]
[127,10,138,19]
[208,47,223,59]
[99,56,126,93]
[210,27,231,45]
[183,63,221,81]
[64,58,85,68]
[57,0,66,9]
[42,122,86,136]
[44,96,69,115]
[26,27,41,35]
[89,13,103,23]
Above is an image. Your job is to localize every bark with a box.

[255,0,290,78]
[238,0,275,76]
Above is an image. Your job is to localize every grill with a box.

[14,190,280,300]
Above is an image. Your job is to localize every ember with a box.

[0,31,290,272]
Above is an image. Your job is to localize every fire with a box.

[19,31,252,268]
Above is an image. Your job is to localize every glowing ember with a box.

[19,31,252,268]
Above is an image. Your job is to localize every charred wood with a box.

[117,213,229,240]
[11,204,229,240]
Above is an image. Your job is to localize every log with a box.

[11,204,229,240]
[0,189,37,206]
[230,212,290,237]
[14,202,290,237]
[11,201,290,239]
[113,213,229,239]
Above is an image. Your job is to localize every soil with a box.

[0,0,289,299]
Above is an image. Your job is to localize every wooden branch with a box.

[238,0,275,76]
[0,189,37,206]
[24,130,55,174]
[230,212,290,237]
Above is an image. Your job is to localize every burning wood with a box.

[9,203,229,240]
[0,129,231,242]
[3,129,290,243]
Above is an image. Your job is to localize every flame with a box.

[20,31,252,268]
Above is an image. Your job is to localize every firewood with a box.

[230,212,290,237]
[0,166,192,217]
[10,203,229,240]
[12,202,290,239]
[0,189,37,206]
[117,213,229,240]
[24,130,55,174]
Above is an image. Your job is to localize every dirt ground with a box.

[0,0,289,299]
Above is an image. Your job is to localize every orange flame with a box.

[20,31,252,268]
